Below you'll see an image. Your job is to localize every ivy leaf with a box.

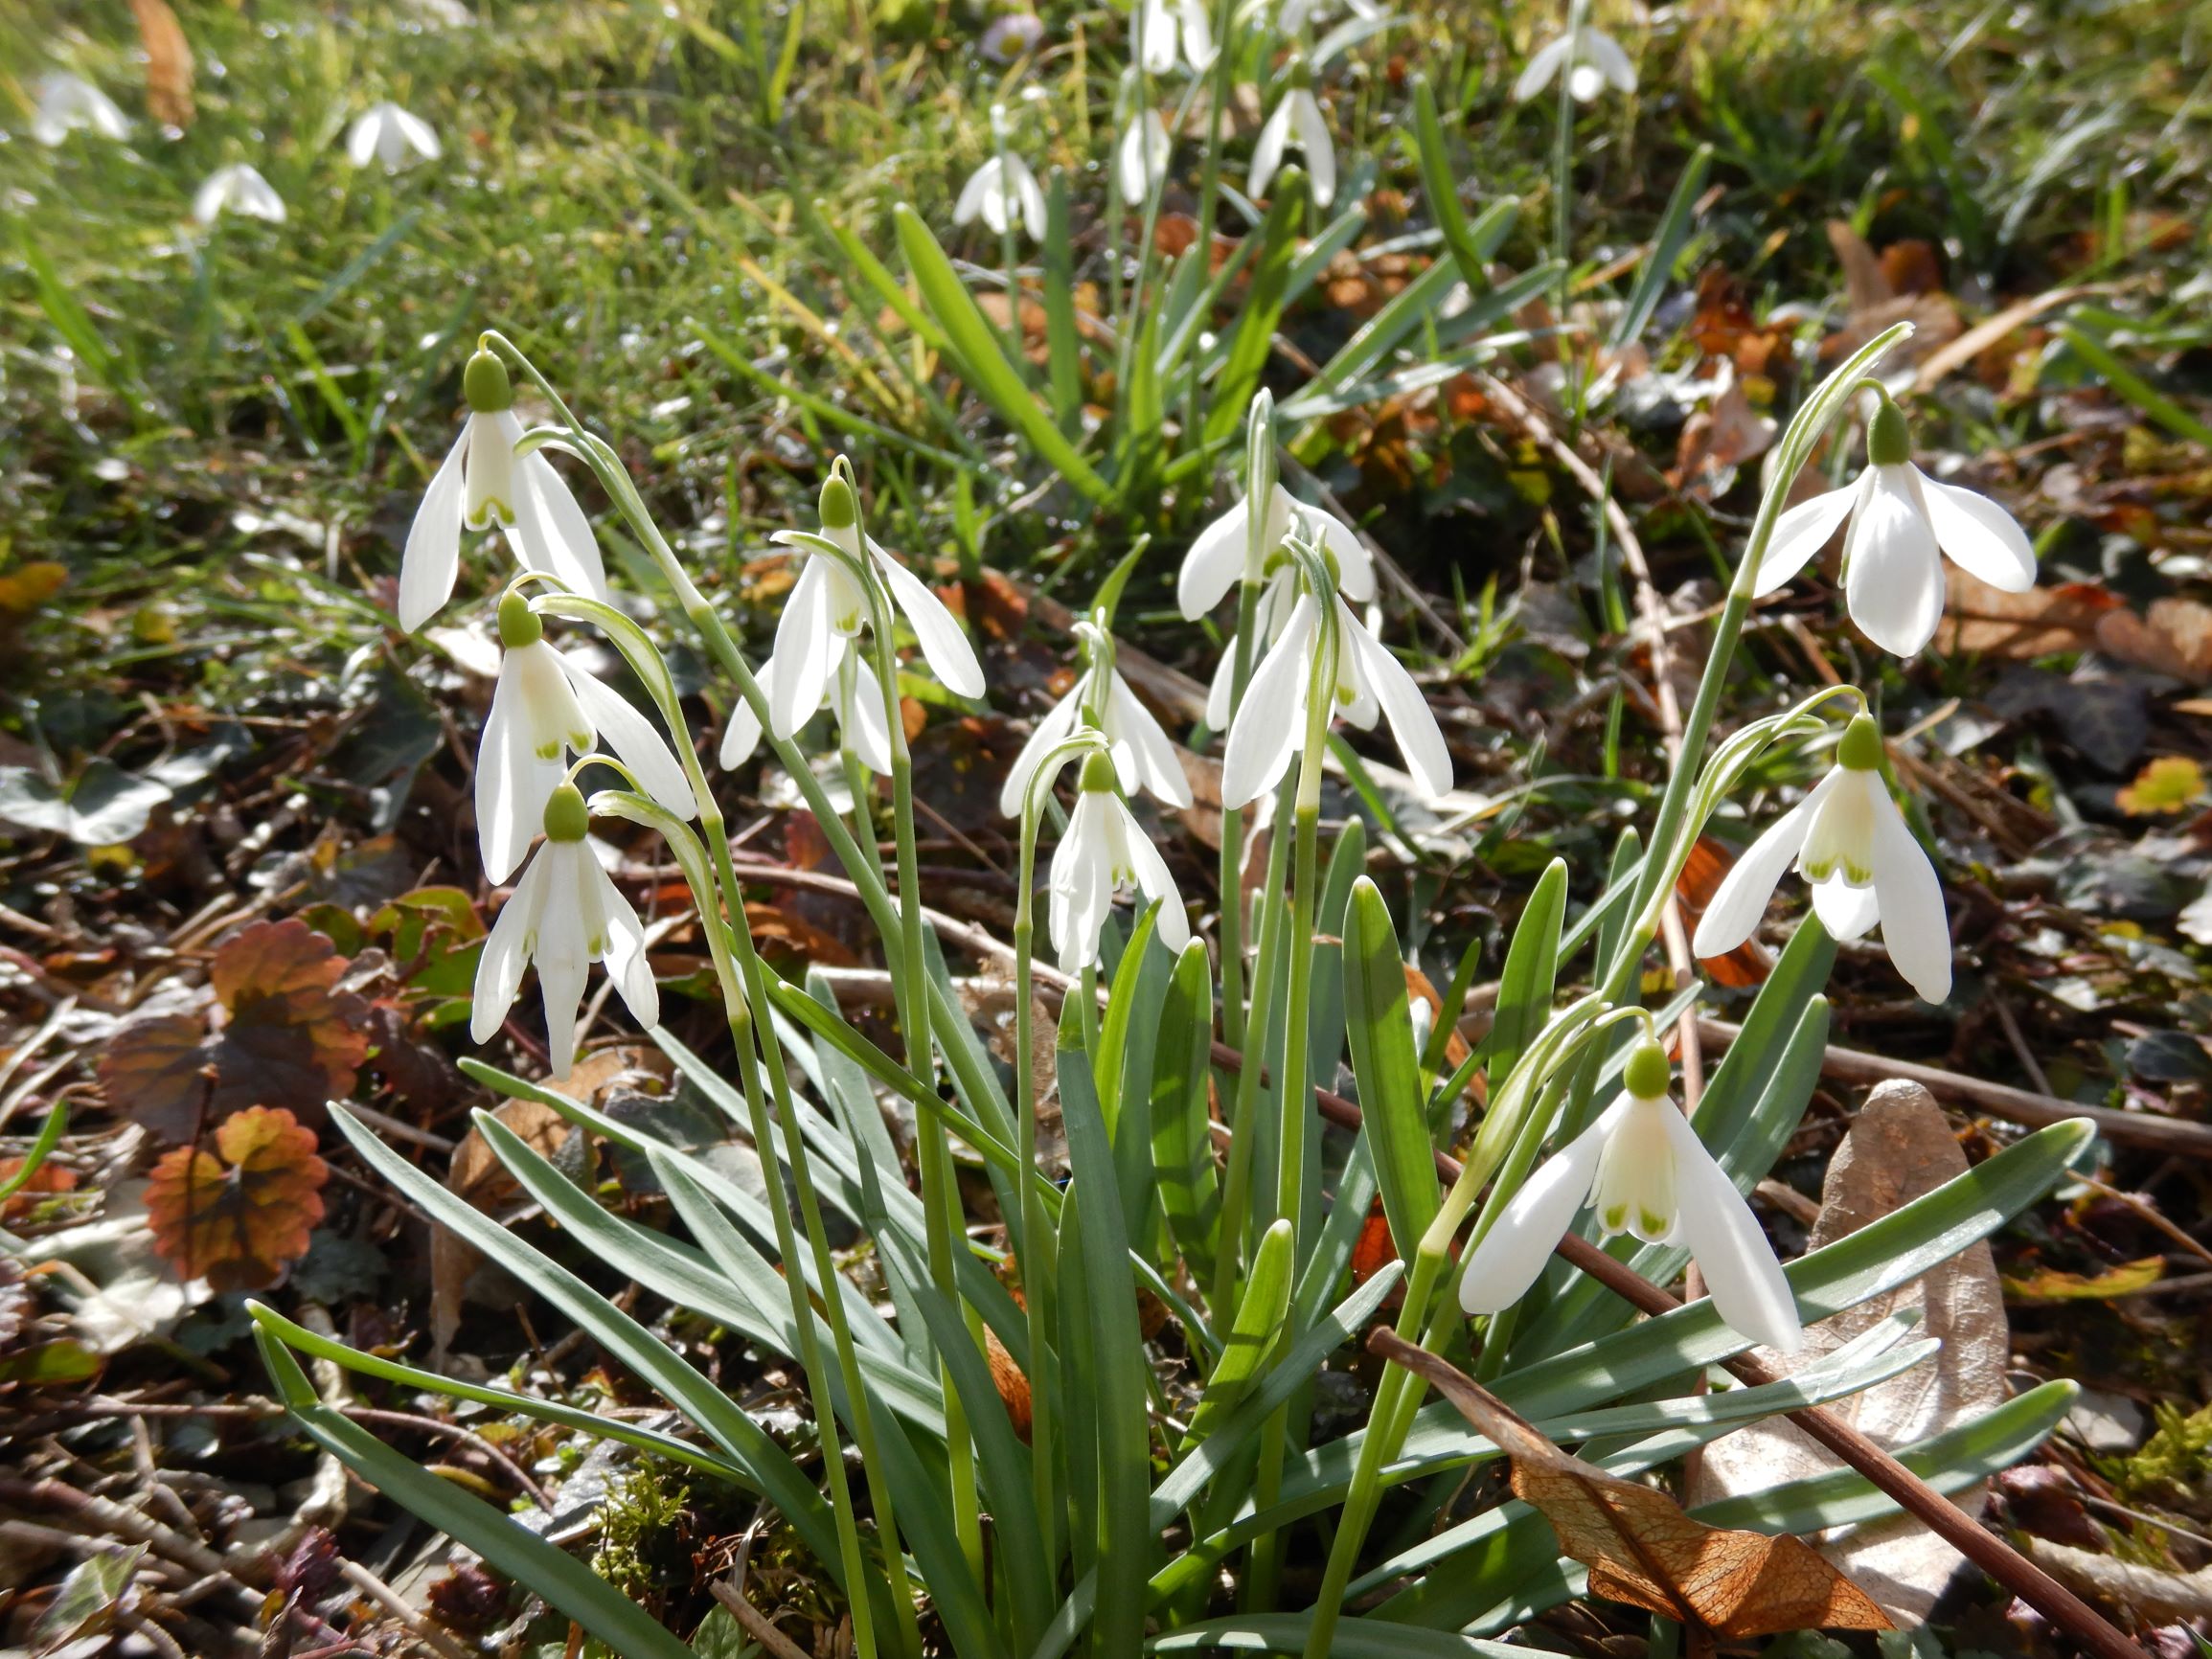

[0,759,171,845]
[145,1106,329,1292]
[100,920,372,1142]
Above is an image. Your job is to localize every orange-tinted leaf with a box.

[0,1155,77,1222]
[100,919,371,1142]
[1350,1196,1398,1287]
[146,1106,328,1292]
[1676,835,1773,989]
[2002,1256,2164,1303]
[0,562,67,618]
[1373,1331,1892,1637]
[128,0,194,127]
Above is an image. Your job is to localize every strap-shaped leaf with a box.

[1344,877,1442,1261]
[1150,941,1221,1287]
[1487,857,1567,1103]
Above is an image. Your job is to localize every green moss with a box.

[2112,1398,2212,1506]
[591,1465,691,1605]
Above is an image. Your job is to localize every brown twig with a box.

[709,1579,815,1659]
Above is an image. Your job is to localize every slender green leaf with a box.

[1343,878,1441,1261]
[1151,941,1221,1286]
[1486,857,1566,1102]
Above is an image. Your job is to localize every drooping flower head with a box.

[954,149,1048,243]
[1132,0,1215,75]
[765,473,986,748]
[476,592,698,884]
[1512,25,1636,103]
[30,74,130,146]
[193,162,285,226]
[1460,1038,1803,1353]
[1693,712,1950,1005]
[1753,395,2036,658]
[1000,620,1191,816]
[347,102,442,170]
[472,782,658,1077]
[1048,750,1191,972]
[1117,105,1173,205]
[399,347,612,631]
[1249,59,1334,209]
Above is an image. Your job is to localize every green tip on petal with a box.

[819,474,857,531]
[464,349,514,414]
[496,590,543,649]
[542,783,590,843]
[1865,397,1912,467]
[1078,749,1118,793]
[1623,1038,1672,1101]
[1837,712,1884,772]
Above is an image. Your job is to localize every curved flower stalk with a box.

[765,477,985,742]
[193,162,285,226]
[1694,712,1951,1004]
[1513,24,1636,102]
[998,621,1190,814]
[1459,1038,1803,1352]
[1220,553,1451,807]
[1754,393,2037,657]
[477,591,697,883]
[954,149,1047,241]
[1049,751,1191,971]
[399,347,611,629]
[346,101,442,169]
[471,781,657,1077]
[30,74,128,146]
[1133,0,1215,73]
[1249,60,1335,208]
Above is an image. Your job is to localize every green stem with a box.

[1216,579,1264,1049]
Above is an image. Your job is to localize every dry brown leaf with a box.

[1690,1080,2008,1625]
[1376,1331,1892,1635]
[1822,222,1959,366]
[1937,569,2123,658]
[129,0,194,127]
[2095,598,2212,683]
[146,1106,327,1291]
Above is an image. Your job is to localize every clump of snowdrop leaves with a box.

[1754,393,2037,658]
[346,101,442,170]
[193,163,285,226]
[998,621,1191,815]
[1132,0,1215,75]
[398,347,611,630]
[1512,23,1636,102]
[478,592,698,885]
[1249,59,1335,208]
[1694,712,1951,1005]
[765,475,986,745]
[1461,1038,1803,1352]
[471,781,658,1077]
[30,73,129,146]
[1049,750,1191,971]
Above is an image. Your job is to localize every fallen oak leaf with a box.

[1369,1328,1893,1636]
[146,1106,327,1292]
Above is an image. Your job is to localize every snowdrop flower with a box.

[1220,562,1451,807]
[478,593,698,884]
[954,147,1047,241]
[1249,61,1334,209]
[346,102,442,170]
[1133,0,1214,74]
[999,630,1191,815]
[1277,0,1382,30]
[1050,752,1191,971]
[193,162,285,226]
[472,783,657,1077]
[1117,107,1173,205]
[399,348,610,631]
[1512,26,1636,103]
[1460,1039,1802,1352]
[767,475,986,743]
[30,74,129,146]
[1752,397,2037,659]
[719,651,894,778]
[1693,713,1950,1005]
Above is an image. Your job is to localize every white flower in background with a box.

[346,102,442,170]
[1460,1040,1803,1353]
[478,594,699,884]
[1117,107,1173,205]
[1277,0,1384,29]
[999,654,1191,816]
[1249,61,1335,208]
[954,151,1048,242]
[766,475,986,742]
[1179,484,1372,620]
[399,348,611,630]
[1512,26,1636,102]
[1049,752,1192,971]
[193,163,286,226]
[1753,398,2036,659]
[30,74,129,146]
[1133,0,1214,74]
[981,9,1047,61]
[720,650,894,777]
[472,783,658,1076]
[1694,713,1950,1004]
[1220,579,1451,807]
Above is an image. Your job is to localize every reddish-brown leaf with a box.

[146,1106,328,1291]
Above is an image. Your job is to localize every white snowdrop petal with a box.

[719,666,769,769]
[1691,793,1818,957]
[1303,502,1375,601]
[471,852,548,1042]
[1844,466,1945,656]
[1343,602,1452,799]
[998,677,1085,818]
[1513,35,1572,102]
[1204,640,1241,731]
[1659,1105,1802,1353]
[1869,792,1952,1004]
[1221,594,1317,809]
[1292,92,1336,209]
[1014,161,1049,241]
[1248,103,1291,200]
[1176,0,1216,68]
[1810,874,1881,943]
[874,545,987,697]
[1585,28,1637,92]
[1752,483,1857,598]
[845,656,899,777]
[399,429,468,631]
[590,856,660,1029]
[564,665,698,820]
[1920,473,2037,593]
[1125,818,1190,952]
[1460,1100,1626,1314]
[1109,670,1193,807]
[771,557,837,739]
[1178,499,1251,619]
[954,157,997,227]
[464,410,521,528]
